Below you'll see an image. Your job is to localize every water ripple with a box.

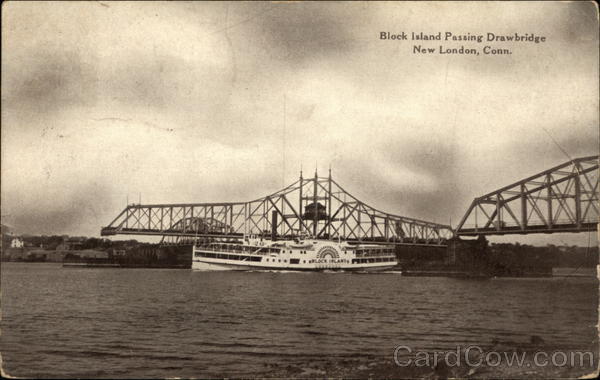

[1,262,597,378]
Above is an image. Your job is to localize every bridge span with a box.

[101,155,598,245]
[101,171,453,246]
[455,155,598,236]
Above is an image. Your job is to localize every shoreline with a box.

[2,261,597,278]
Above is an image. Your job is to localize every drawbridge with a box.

[101,171,453,246]
[101,155,598,245]
[456,155,598,236]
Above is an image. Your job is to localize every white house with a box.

[10,237,24,248]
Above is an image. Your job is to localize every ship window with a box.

[290,258,299,264]
[278,259,281,262]
[303,260,306,263]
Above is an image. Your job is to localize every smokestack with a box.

[271,210,278,241]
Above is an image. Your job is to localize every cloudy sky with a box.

[1,1,598,245]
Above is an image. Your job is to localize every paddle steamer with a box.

[192,235,397,271]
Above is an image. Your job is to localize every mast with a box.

[299,167,303,237]
[313,169,318,237]
[328,166,332,238]
[282,94,286,187]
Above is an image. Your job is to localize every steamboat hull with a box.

[192,260,397,272]
[191,238,398,272]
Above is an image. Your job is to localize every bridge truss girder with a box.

[456,155,599,236]
[101,172,453,246]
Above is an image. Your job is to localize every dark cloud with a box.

[334,145,460,224]
[4,181,114,236]
[332,167,456,225]
[379,138,458,182]
[3,47,98,117]
[248,2,367,65]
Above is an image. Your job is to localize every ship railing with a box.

[195,244,276,256]
[354,249,396,257]
[358,254,396,259]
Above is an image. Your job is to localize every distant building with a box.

[56,237,85,251]
[10,237,24,248]
[111,249,126,256]
[79,250,108,258]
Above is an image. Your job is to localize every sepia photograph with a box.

[1,1,598,378]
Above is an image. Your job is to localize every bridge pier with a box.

[446,236,489,267]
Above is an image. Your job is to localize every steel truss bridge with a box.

[456,155,599,236]
[101,171,453,246]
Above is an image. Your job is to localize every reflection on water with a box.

[1,263,597,378]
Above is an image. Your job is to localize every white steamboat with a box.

[192,235,397,271]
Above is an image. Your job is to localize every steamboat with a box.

[192,235,397,271]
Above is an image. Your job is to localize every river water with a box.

[1,263,598,378]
